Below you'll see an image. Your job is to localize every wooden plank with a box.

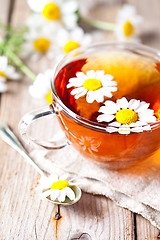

[0,0,136,239]
[2,0,160,239]
[126,0,160,239]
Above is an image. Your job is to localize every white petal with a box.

[106,127,118,133]
[86,70,96,78]
[102,80,117,87]
[0,82,7,92]
[118,125,131,135]
[97,113,115,122]
[139,115,157,123]
[108,121,121,127]
[95,70,105,78]
[94,91,104,103]
[71,87,85,95]
[101,100,118,114]
[131,127,144,133]
[128,99,140,110]
[40,189,52,199]
[76,72,87,80]
[50,189,60,201]
[86,91,96,103]
[105,86,117,93]
[117,97,129,109]
[65,187,75,200]
[58,189,66,202]
[61,1,79,14]
[75,88,87,99]
[135,102,150,113]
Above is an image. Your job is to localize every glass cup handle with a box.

[18,104,68,150]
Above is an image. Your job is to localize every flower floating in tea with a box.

[27,0,79,30]
[115,4,143,41]
[0,56,20,93]
[97,97,157,135]
[67,70,117,103]
[38,174,76,202]
[29,69,53,104]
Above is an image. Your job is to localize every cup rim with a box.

[51,41,160,132]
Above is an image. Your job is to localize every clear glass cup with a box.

[19,42,160,169]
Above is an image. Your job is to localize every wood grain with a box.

[0,0,160,239]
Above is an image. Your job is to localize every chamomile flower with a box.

[97,97,157,135]
[21,26,57,61]
[115,4,143,41]
[27,0,79,30]
[38,174,76,202]
[67,70,117,103]
[0,56,20,92]
[56,27,92,55]
[29,69,53,104]
[78,136,100,153]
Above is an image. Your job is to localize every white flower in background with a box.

[38,174,75,202]
[97,97,157,135]
[56,27,92,55]
[0,56,20,93]
[21,25,57,61]
[67,70,117,103]
[27,0,79,30]
[115,4,143,41]
[29,69,53,104]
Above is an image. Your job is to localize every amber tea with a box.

[53,48,160,167]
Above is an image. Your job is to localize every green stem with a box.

[6,50,36,81]
[81,16,117,31]
[0,36,36,81]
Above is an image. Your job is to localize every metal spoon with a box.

[0,122,82,205]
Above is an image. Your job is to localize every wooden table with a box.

[0,0,160,239]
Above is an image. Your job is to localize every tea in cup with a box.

[19,42,160,169]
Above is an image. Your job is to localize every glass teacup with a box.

[19,42,160,169]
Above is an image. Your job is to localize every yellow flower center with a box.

[33,38,50,52]
[0,71,7,78]
[123,20,134,37]
[63,41,80,54]
[115,109,138,125]
[83,78,102,91]
[46,90,52,104]
[42,3,60,20]
[51,180,69,190]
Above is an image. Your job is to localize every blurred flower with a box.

[21,23,58,61]
[67,70,117,103]
[0,56,20,92]
[38,173,75,202]
[115,4,143,41]
[97,97,157,135]
[27,0,79,30]
[29,69,53,104]
[56,27,92,56]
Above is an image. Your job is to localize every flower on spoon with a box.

[97,97,157,135]
[29,69,53,104]
[27,0,79,30]
[0,56,20,93]
[67,70,117,103]
[115,4,143,42]
[38,174,76,202]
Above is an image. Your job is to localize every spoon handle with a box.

[0,122,45,176]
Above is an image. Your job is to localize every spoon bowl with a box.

[0,122,82,206]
